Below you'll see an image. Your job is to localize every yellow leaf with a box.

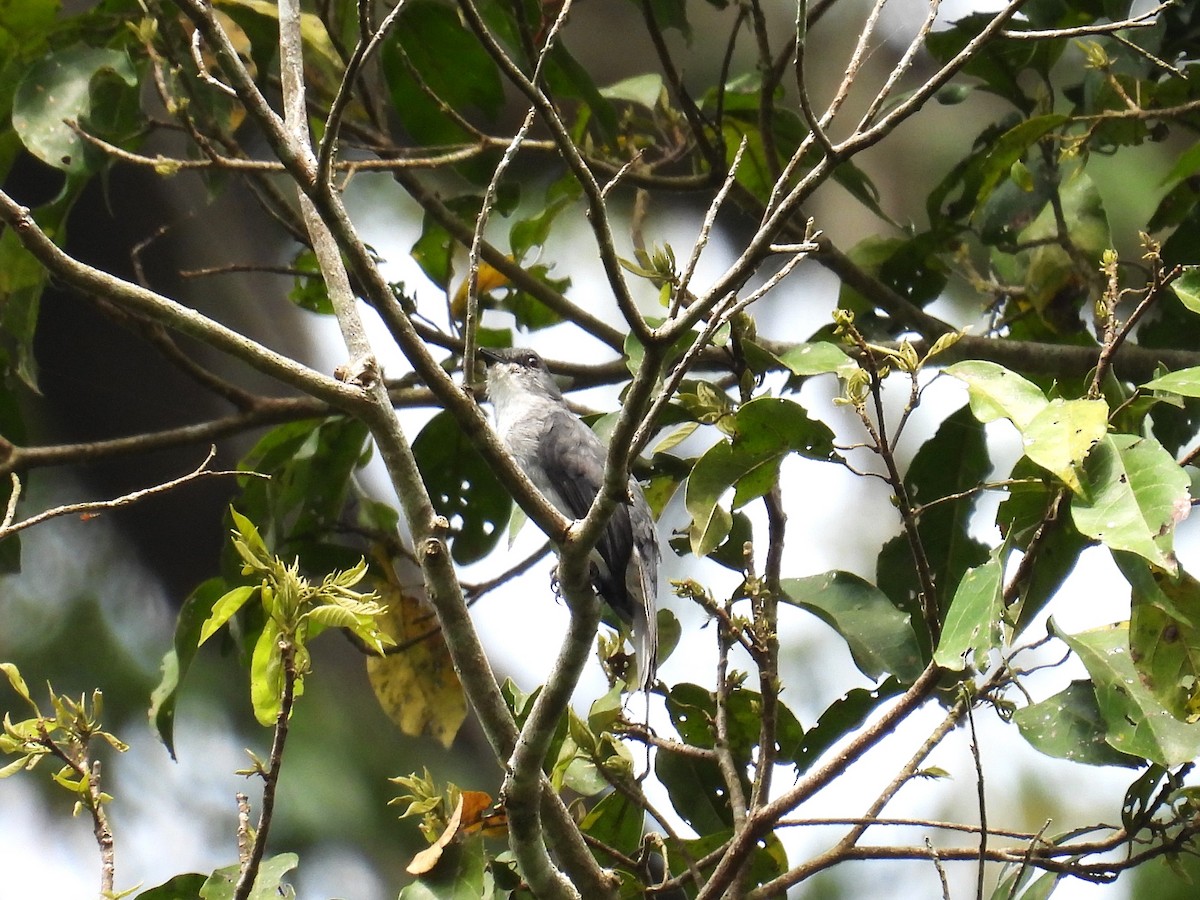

[212,0,342,70]
[366,566,466,748]
[405,794,463,876]
[450,258,514,321]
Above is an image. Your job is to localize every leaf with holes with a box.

[1019,398,1108,494]
[1014,681,1141,767]
[1054,621,1200,767]
[685,397,834,557]
[944,360,1047,429]
[1142,366,1200,399]
[781,572,923,682]
[1071,434,1190,573]
[934,554,1004,672]
[13,46,139,174]
[1120,553,1200,723]
[413,411,511,565]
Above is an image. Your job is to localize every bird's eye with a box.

[523,353,538,367]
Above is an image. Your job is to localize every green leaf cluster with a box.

[0,662,127,807]
[197,508,394,725]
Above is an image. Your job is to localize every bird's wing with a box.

[536,413,637,621]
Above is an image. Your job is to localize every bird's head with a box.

[479,347,564,403]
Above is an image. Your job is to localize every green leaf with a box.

[235,417,370,561]
[135,873,209,899]
[1017,169,1111,316]
[934,554,1004,672]
[1120,553,1200,722]
[229,507,271,567]
[944,360,1047,428]
[200,853,298,900]
[150,579,231,758]
[0,756,33,779]
[599,72,665,109]
[503,263,569,331]
[0,662,32,706]
[1168,266,1200,315]
[781,572,923,682]
[287,248,334,315]
[1070,434,1190,573]
[1055,621,1200,767]
[835,233,946,318]
[684,397,835,557]
[382,1,503,148]
[1014,681,1142,767]
[249,619,285,726]
[701,509,752,572]
[410,196,478,290]
[1019,398,1108,493]
[213,0,340,68]
[655,747,731,834]
[578,790,645,860]
[0,225,49,390]
[775,342,855,376]
[542,43,619,144]
[997,459,1090,635]
[664,682,721,751]
[1161,144,1200,189]
[1142,366,1200,398]
[198,585,257,647]
[969,115,1069,216]
[13,46,139,174]
[652,608,682,670]
[662,682,802,780]
[925,14,1064,114]
[509,194,574,262]
[413,411,512,564]
[877,405,991,652]
[990,865,1063,900]
[795,679,904,772]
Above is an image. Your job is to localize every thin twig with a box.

[966,698,988,900]
[233,644,297,900]
[236,793,251,865]
[673,136,749,318]
[1089,258,1180,398]
[317,0,411,187]
[927,837,952,900]
[456,0,648,343]
[999,3,1167,39]
[857,0,942,130]
[190,27,238,97]
[912,478,1044,516]
[793,0,836,155]
[774,816,1041,840]
[0,447,257,541]
[694,664,942,900]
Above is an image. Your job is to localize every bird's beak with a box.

[478,347,504,366]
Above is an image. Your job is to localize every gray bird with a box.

[480,347,659,691]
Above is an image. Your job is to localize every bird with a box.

[480,346,659,691]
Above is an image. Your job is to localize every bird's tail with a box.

[630,558,657,693]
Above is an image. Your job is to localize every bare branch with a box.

[0,447,256,541]
[1000,3,1168,39]
[0,191,359,409]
